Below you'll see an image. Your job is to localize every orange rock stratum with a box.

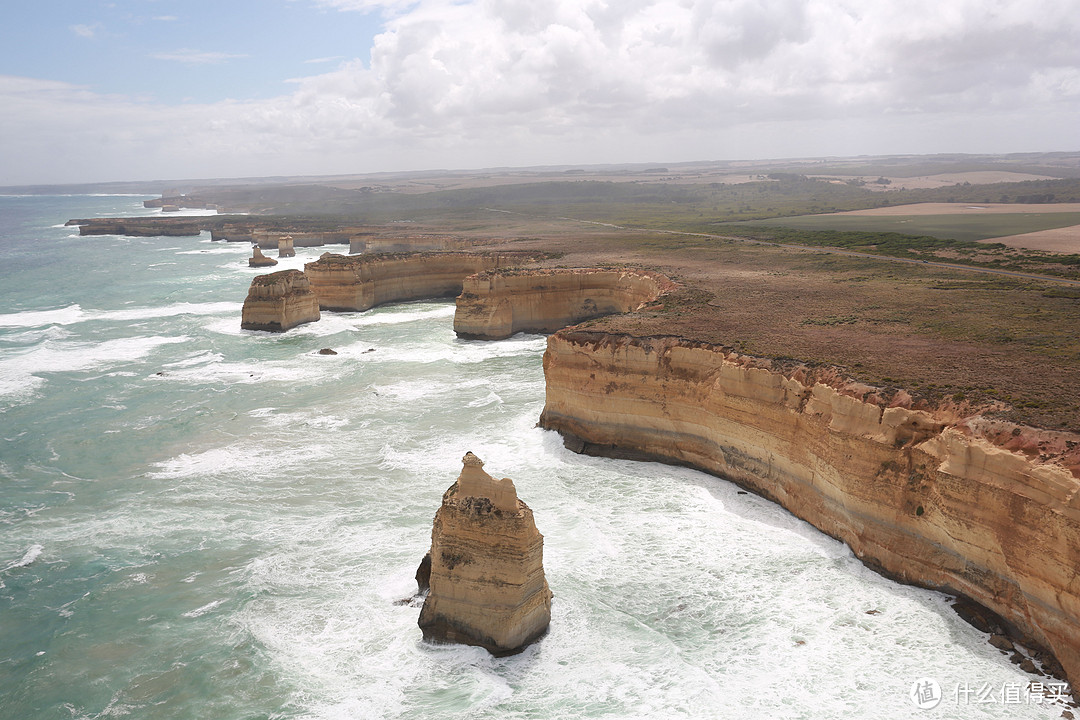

[454,267,673,340]
[539,329,1080,688]
[303,251,544,312]
[418,452,552,655]
[240,269,320,332]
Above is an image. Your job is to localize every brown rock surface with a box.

[454,267,674,340]
[417,452,552,655]
[349,235,457,254]
[249,246,278,268]
[539,329,1080,692]
[241,269,321,332]
[304,251,544,312]
[68,217,203,237]
[278,235,296,258]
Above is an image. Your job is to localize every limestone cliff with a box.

[67,218,203,237]
[349,235,458,254]
[454,268,674,340]
[252,229,350,249]
[240,270,321,332]
[539,329,1080,688]
[304,251,544,312]
[418,452,552,655]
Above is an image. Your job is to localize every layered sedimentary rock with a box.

[454,268,674,340]
[278,235,295,258]
[539,330,1080,690]
[417,452,552,655]
[304,251,544,312]
[249,246,278,267]
[66,218,203,237]
[349,235,458,254]
[252,230,350,250]
[240,269,321,332]
[211,223,254,243]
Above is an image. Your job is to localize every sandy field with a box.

[866,171,1057,190]
[987,224,1080,253]
[830,202,1080,216]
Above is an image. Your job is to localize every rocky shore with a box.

[538,329,1080,691]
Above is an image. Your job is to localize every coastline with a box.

[538,329,1080,694]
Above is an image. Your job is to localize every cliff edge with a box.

[539,329,1080,690]
[454,267,674,340]
[304,251,545,312]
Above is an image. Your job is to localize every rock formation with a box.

[304,251,544,312]
[66,218,203,237]
[249,246,278,268]
[240,269,321,332]
[278,235,296,258]
[539,329,1080,691]
[454,268,674,340]
[211,223,254,243]
[143,194,211,210]
[417,452,552,655]
[349,235,457,254]
[252,230,351,250]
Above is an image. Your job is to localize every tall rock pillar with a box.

[418,452,552,655]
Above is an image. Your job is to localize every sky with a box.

[1,0,1078,186]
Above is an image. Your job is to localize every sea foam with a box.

[3,544,44,571]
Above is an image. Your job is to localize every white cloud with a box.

[153,15,179,22]
[151,49,248,64]
[6,0,1080,184]
[69,24,100,38]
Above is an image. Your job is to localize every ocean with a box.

[0,195,1067,719]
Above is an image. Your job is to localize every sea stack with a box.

[240,269,321,332]
[278,235,296,258]
[249,245,278,267]
[417,452,552,655]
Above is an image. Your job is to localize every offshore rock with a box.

[539,329,1080,693]
[304,251,544,312]
[241,270,320,332]
[454,267,674,340]
[278,235,296,258]
[417,453,552,655]
[249,246,278,268]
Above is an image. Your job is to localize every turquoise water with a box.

[0,195,1067,719]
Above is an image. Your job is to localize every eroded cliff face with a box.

[304,251,544,312]
[454,268,674,340]
[539,329,1080,688]
[67,218,204,237]
[240,269,321,332]
[349,235,459,254]
[418,453,552,655]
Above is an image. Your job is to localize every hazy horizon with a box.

[2,0,1078,186]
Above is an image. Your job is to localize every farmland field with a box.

[720,211,1080,243]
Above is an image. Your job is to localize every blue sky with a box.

[1,1,382,104]
[1,0,1078,185]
